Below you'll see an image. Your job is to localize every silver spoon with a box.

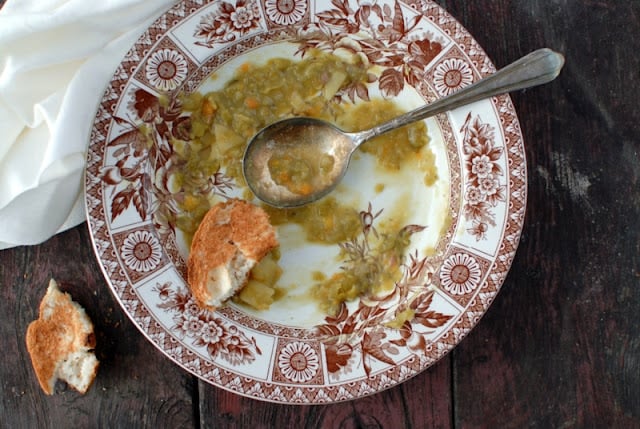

[243,48,564,208]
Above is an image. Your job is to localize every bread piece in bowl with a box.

[187,198,278,309]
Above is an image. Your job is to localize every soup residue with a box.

[170,50,437,315]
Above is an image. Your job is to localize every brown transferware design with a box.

[85,0,526,403]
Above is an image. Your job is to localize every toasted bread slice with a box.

[187,199,278,309]
[26,279,99,395]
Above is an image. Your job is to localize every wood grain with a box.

[0,226,197,428]
[444,1,640,428]
[0,0,638,428]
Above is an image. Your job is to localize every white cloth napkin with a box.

[0,0,177,249]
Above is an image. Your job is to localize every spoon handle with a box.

[355,48,565,143]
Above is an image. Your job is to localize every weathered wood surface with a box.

[1,1,638,427]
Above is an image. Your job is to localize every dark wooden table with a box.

[1,1,638,427]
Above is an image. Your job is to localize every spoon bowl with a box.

[243,117,358,207]
[243,48,565,208]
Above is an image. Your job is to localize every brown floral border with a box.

[85,0,526,403]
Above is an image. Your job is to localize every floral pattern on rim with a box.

[432,57,474,97]
[120,229,163,273]
[296,0,445,99]
[461,113,507,240]
[314,204,452,378]
[264,0,307,25]
[154,282,262,365]
[100,88,234,246]
[277,341,320,383]
[145,48,189,91]
[194,0,262,48]
[83,0,528,404]
[439,252,481,295]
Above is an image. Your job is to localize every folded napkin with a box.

[0,0,177,249]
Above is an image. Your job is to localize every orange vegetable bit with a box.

[201,99,216,121]
[297,183,314,196]
[245,97,260,109]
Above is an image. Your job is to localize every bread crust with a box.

[187,199,278,309]
[25,279,99,395]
